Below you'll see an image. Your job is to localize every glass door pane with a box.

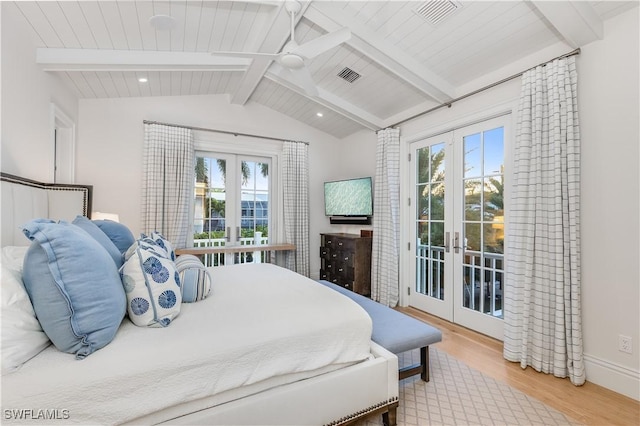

[194,155,230,266]
[409,133,453,322]
[461,127,504,318]
[237,158,270,263]
[415,143,446,300]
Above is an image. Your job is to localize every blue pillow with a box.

[93,219,135,255]
[21,219,126,359]
[72,216,123,268]
[175,254,212,303]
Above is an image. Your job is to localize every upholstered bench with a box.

[318,280,442,382]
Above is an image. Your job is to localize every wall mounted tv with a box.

[324,177,373,225]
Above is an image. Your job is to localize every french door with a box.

[194,152,271,265]
[408,115,508,339]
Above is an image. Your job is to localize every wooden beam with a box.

[304,3,456,103]
[532,1,603,48]
[36,48,250,72]
[230,1,311,105]
[265,65,383,130]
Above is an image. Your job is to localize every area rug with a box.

[357,347,582,425]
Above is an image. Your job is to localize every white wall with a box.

[315,128,377,262]
[0,2,78,182]
[577,8,639,399]
[76,95,343,277]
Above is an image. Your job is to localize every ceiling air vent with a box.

[413,1,461,25]
[337,67,361,83]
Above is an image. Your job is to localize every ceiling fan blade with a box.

[292,27,351,59]
[286,66,319,97]
[211,51,280,60]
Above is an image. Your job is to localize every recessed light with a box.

[316,112,323,117]
[149,14,176,31]
[138,77,148,83]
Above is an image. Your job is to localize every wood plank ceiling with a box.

[12,0,637,138]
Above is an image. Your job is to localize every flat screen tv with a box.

[324,177,373,224]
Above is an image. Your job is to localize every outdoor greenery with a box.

[193,157,270,241]
[193,224,268,240]
[417,144,504,254]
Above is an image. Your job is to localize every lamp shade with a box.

[92,212,120,222]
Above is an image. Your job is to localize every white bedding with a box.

[2,263,373,425]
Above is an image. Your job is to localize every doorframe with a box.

[398,100,517,310]
[50,103,76,183]
[193,132,282,248]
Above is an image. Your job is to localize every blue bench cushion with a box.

[317,280,442,354]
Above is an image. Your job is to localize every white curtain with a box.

[142,123,195,249]
[282,141,310,276]
[371,128,401,307]
[503,56,585,385]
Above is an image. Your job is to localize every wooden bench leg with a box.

[398,346,431,382]
[421,346,429,382]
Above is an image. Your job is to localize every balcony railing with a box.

[193,235,270,267]
[416,244,503,319]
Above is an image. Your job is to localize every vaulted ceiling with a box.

[13,1,637,138]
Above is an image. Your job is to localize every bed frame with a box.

[0,173,399,425]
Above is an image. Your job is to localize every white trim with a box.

[49,103,76,183]
[399,100,519,309]
[193,131,284,249]
[403,99,518,144]
[583,353,640,400]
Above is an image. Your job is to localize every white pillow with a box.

[121,242,181,327]
[1,246,51,374]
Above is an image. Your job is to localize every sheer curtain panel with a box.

[282,141,310,276]
[371,128,401,307]
[503,56,585,385]
[142,123,195,248]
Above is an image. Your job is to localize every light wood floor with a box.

[398,306,640,426]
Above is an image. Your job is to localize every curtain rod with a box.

[143,120,309,145]
[386,48,581,129]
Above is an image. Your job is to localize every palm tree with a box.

[195,157,208,184]
[215,160,268,184]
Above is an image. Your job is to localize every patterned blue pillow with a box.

[142,232,176,261]
[175,255,212,303]
[21,220,126,358]
[121,241,181,327]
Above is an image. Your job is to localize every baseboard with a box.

[584,353,640,400]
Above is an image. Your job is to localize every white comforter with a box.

[2,263,373,425]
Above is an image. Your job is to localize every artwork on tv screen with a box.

[324,177,373,217]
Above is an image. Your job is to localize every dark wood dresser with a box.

[319,233,372,296]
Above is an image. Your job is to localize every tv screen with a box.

[324,177,373,217]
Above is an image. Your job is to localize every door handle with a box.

[225,227,231,242]
[453,231,461,254]
[445,231,450,253]
[236,226,240,242]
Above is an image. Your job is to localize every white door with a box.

[408,115,509,339]
[193,153,271,265]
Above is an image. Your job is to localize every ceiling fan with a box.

[210,1,351,97]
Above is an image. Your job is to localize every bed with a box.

[0,173,399,425]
